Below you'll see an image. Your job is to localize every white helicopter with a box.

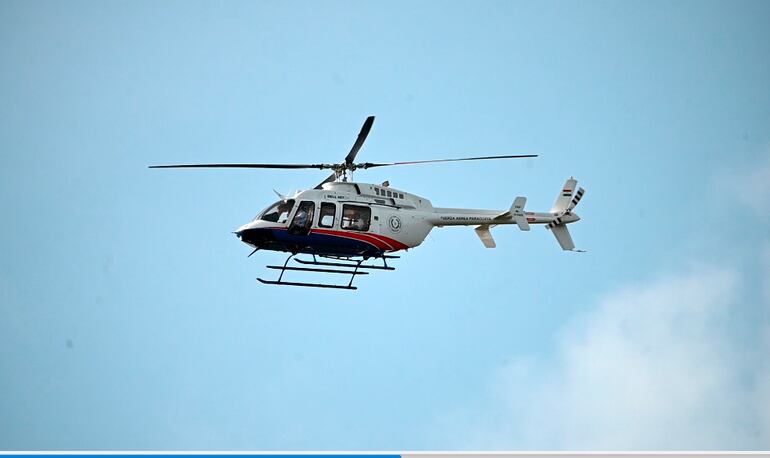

[150,116,586,290]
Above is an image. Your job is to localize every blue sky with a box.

[1,0,769,450]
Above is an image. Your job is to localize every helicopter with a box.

[150,116,586,290]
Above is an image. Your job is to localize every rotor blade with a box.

[344,116,375,165]
[360,154,537,169]
[314,172,337,189]
[148,163,328,169]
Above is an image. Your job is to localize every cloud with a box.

[430,154,770,450]
[559,269,742,446]
[438,264,769,450]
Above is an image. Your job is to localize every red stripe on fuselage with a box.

[313,228,389,250]
[361,232,410,251]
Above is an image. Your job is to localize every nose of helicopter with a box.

[234,226,255,243]
[234,221,272,246]
[234,223,248,240]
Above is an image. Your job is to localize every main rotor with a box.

[149,116,537,187]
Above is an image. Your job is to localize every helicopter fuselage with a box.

[234,180,576,258]
[235,181,432,257]
[151,116,585,289]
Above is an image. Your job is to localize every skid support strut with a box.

[257,253,395,290]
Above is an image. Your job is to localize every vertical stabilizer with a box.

[551,224,575,251]
[474,225,496,248]
[551,178,577,213]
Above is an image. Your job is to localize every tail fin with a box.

[474,225,496,248]
[547,178,586,252]
[567,187,585,212]
[551,177,577,213]
[550,224,575,251]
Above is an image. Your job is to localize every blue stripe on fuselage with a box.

[242,227,384,257]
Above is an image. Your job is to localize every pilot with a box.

[294,207,309,228]
[343,209,355,227]
[277,202,293,223]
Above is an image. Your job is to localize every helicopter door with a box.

[368,206,382,234]
[288,200,315,236]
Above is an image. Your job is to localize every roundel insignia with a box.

[388,215,402,232]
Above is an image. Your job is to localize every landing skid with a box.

[257,253,396,290]
[257,278,358,290]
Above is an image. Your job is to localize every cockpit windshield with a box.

[255,199,295,223]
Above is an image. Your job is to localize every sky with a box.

[1,0,769,450]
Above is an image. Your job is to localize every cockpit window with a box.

[288,200,315,236]
[256,199,295,223]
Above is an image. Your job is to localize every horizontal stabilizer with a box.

[474,225,496,248]
[496,196,530,231]
[550,224,575,251]
[511,196,530,231]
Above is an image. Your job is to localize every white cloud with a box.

[553,268,756,449]
[431,154,770,450]
[440,266,770,450]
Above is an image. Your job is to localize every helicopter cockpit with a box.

[255,199,295,223]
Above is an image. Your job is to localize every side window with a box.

[319,202,336,228]
[341,204,371,232]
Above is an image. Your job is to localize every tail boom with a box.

[427,177,585,251]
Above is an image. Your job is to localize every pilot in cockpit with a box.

[293,207,309,228]
[276,202,293,223]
